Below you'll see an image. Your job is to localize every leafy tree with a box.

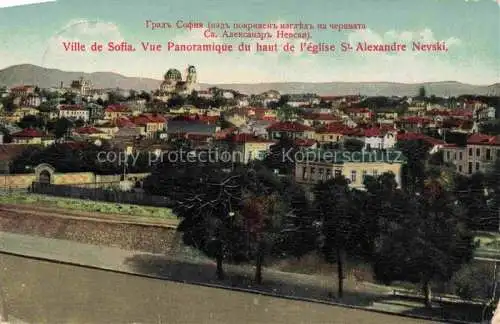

[53,118,73,138]
[263,135,299,175]
[277,104,300,121]
[314,176,362,298]
[107,91,126,105]
[418,86,427,99]
[17,115,45,129]
[373,177,475,307]
[451,263,497,301]
[62,92,76,104]
[0,96,15,111]
[454,173,494,231]
[396,139,431,194]
[342,138,365,151]
[167,95,186,108]
[138,91,152,102]
[74,118,86,128]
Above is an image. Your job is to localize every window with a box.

[468,162,472,174]
[446,151,451,160]
[302,167,307,179]
[476,162,480,171]
[458,165,463,172]
[310,167,315,176]
[335,169,341,177]
[469,148,473,156]
[319,168,324,179]
[459,152,463,160]
[351,170,357,183]
[476,148,481,157]
[486,149,491,160]
[326,169,332,179]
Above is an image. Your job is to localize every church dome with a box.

[164,69,182,81]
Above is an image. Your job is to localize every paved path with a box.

[0,232,454,323]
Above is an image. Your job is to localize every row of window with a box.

[302,167,379,183]
[446,148,499,161]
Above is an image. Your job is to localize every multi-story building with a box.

[11,128,54,146]
[344,126,397,150]
[294,149,405,190]
[130,114,167,138]
[267,121,315,140]
[104,105,131,120]
[219,133,275,164]
[59,105,89,122]
[442,133,500,175]
[314,123,348,145]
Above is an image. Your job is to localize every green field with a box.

[0,192,176,220]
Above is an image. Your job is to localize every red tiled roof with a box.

[105,105,129,113]
[450,109,473,118]
[227,133,275,144]
[346,108,372,114]
[467,133,500,146]
[130,114,167,126]
[396,132,445,146]
[267,121,314,132]
[116,117,136,128]
[10,85,34,91]
[12,128,47,138]
[316,123,350,134]
[74,127,104,135]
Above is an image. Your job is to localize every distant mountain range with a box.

[1,64,499,97]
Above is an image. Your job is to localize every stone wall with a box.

[0,174,36,189]
[0,211,179,254]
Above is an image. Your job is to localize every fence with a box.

[30,182,174,208]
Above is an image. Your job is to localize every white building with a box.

[59,105,89,122]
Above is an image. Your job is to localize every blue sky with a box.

[0,0,498,84]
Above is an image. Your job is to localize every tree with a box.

[167,95,186,108]
[342,138,365,151]
[418,86,427,99]
[277,104,300,121]
[74,118,86,128]
[314,176,362,298]
[17,115,45,129]
[241,193,286,284]
[263,135,299,175]
[53,117,73,138]
[373,177,475,307]
[397,139,431,194]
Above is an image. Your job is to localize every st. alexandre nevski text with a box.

[61,20,449,54]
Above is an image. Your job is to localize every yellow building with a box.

[224,133,276,164]
[294,150,405,190]
[104,105,131,120]
[13,107,40,119]
[443,133,500,175]
[314,123,348,144]
[11,128,54,146]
